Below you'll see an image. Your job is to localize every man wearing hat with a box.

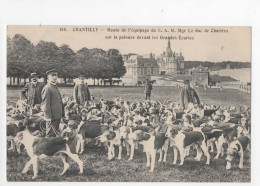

[21,72,45,108]
[144,79,153,100]
[180,80,200,110]
[41,69,64,137]
[73,74,91,106]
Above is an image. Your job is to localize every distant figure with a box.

[41,69,64,137]
[209,82,212,88]
[144,79,153,100]
[180,80,200,110]
[21,72,45,108]
[73,74,91,106]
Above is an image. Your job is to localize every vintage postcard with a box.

[6,26,251,182]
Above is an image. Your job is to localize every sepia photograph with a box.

[6,25,251,182]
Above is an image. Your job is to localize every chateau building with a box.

[157,39,185,75]
[190,64,209,86]
[122,54,159,84]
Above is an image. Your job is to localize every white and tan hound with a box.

[165,125,210,166]
[14,130,83,179]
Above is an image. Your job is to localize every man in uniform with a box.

[41,69,64,137]
[21,72,45,108]
[73,74,91,106]
[144,79,153,100]
[180,80,200,110]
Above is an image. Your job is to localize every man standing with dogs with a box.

[73,74,91,106]
[21,72,45,111]
[144,79,153,101]
[180,80,200,110]
[41,69,64,137]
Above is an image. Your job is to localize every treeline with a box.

[7,34,126,86]
[184,61,251,70]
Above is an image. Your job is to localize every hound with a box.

[14,130,83,179]
[69,122,109,154]
[128,129,168,172]
[226,136,250,170]
[127,126,155,161]
[98,126,131,160]
[204,124,248,160]
[165,125,210,166]
[7,122,24,153]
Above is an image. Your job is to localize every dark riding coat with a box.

[21,82,45,107]
[41,83,64,120]
[180,87,200,109]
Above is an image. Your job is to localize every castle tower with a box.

[158,39,185,76]
[166,38,173,57]
[166,39,176,75]
[179,49,184,69]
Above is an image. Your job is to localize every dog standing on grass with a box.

[14,130,83,179]
[165,125,210,166]
[226,136,250,170]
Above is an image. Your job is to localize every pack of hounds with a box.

[7,97,251,179]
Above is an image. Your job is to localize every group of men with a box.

[21,71,200,138]
[21,70,91,137]
[144,78,200,110]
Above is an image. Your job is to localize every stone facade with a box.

[157,39,185,75]
[190,65,209,86]
[122,54,159,84]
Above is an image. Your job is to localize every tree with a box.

[76,47,93,78]
[34,41,60,82]
[106,49,126,85]
[7,34,35,86]
[7,36,13,85]
[7,36,127,86]
[88,48,107,85]
[57,44,76,85]
[183,61,251,70]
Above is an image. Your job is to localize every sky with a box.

[7,26,251,62]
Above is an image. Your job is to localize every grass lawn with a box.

[7,86,251,107]
[6,86,251,182]
[7,141,250,182]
